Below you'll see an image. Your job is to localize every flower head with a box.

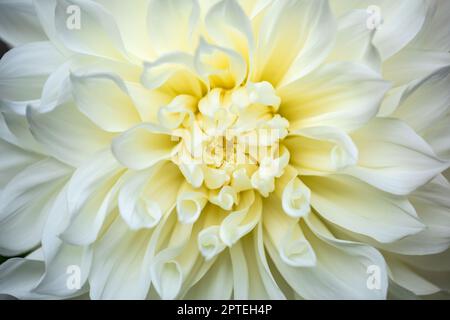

[0,0,450,300]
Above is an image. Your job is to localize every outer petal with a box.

[204,0,254,61]
[0,158,71,255]
[345,118,449,195]
[95,0,156,60]
[0,0,46,46]
[285,126,358,175]
[390,66,450,134]
[27,102,114,167]
[118,162,183,230]
[112,123,179,170]
[55,0,129,60]
[32,187,92,297]
[265,213,388,299]
[183,252,233,299]
[0,138,42,193]
[385,254,440,296]
[0,258,56,299]
[330,0,428,60]
[60,150,124,246]
[147,0,200,54]
[0,41,64,104]
[327,10,381,72]
[70,72,141,132]
[253,0,336,86]
[279,62,390,132]
[303,175,424,243]
[89,216,153,299]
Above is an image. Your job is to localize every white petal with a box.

[183,252,233,299]
[142,52,206,97]
[0,158,71,255]
[0,41,64,102]
[0,138,42,193]
[95,0,156,60]
[330,0,429,60]
[304,175,425,243]
[89,217,153,299]
[285,126,358,175]
[327,9,381,72]
[408,0,450,52]
[32,186,92,297]
[391,66,450,133]
[0,0,46,46]
[275,166,311,218]
[205,0,254,59]
[0,258,55,299]
[384,49,450,87]
[27,102,114,167]
[279,62,390,132]
[254,0,336,86]
[346,118,449,195]
[147,0,200,54]
[112,123,178,170]
[150,222,200,299]
[372,0,428,60]
[265,213,388,299]
[194,39,247,88]
[51,0,129,60]
[176,183,208,224]
[386,255,440,296]
[70,72,141,132]
[220,191,262,246]
[263,195,316,267]
[61,150,124,246]
[119,162,183,230]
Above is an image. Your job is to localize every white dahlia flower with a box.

[0,0,449,300]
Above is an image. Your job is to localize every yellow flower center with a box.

[162,81,291,201]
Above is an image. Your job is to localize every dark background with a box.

[0,40,8,58]
[0,40,6,264]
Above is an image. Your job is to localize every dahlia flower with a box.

[0,0,449,300]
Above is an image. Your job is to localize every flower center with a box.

[161,81,290,200]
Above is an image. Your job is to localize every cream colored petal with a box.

[385,254,440,296]
[51,0,129,61]
[279,62,390,132]
[142,52,206,97]
[0,41,64,103]
[176,183,208,224]
[204,0,254,62]
[285,126,358,175]
[220,190,262,246]
[391,66,450,133]
[0,158,71,256]
[60,150,124,246]
[275,166,311,218]
[182,252,233,299]
[0,138,42,193]
[304,174,425,243]
[89,216,153,299]
[0,0,47,46]
[253,0,336,86]
[330,0,429,60]
[147,0,200,54]
[345,118,449,195]
[27,102,114,167]
[112,123,178,170]
[327,9,381,72]
[70,72,141,132]
[119,162,183,230]
[265,213,388,299]
[263,195,316,267]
